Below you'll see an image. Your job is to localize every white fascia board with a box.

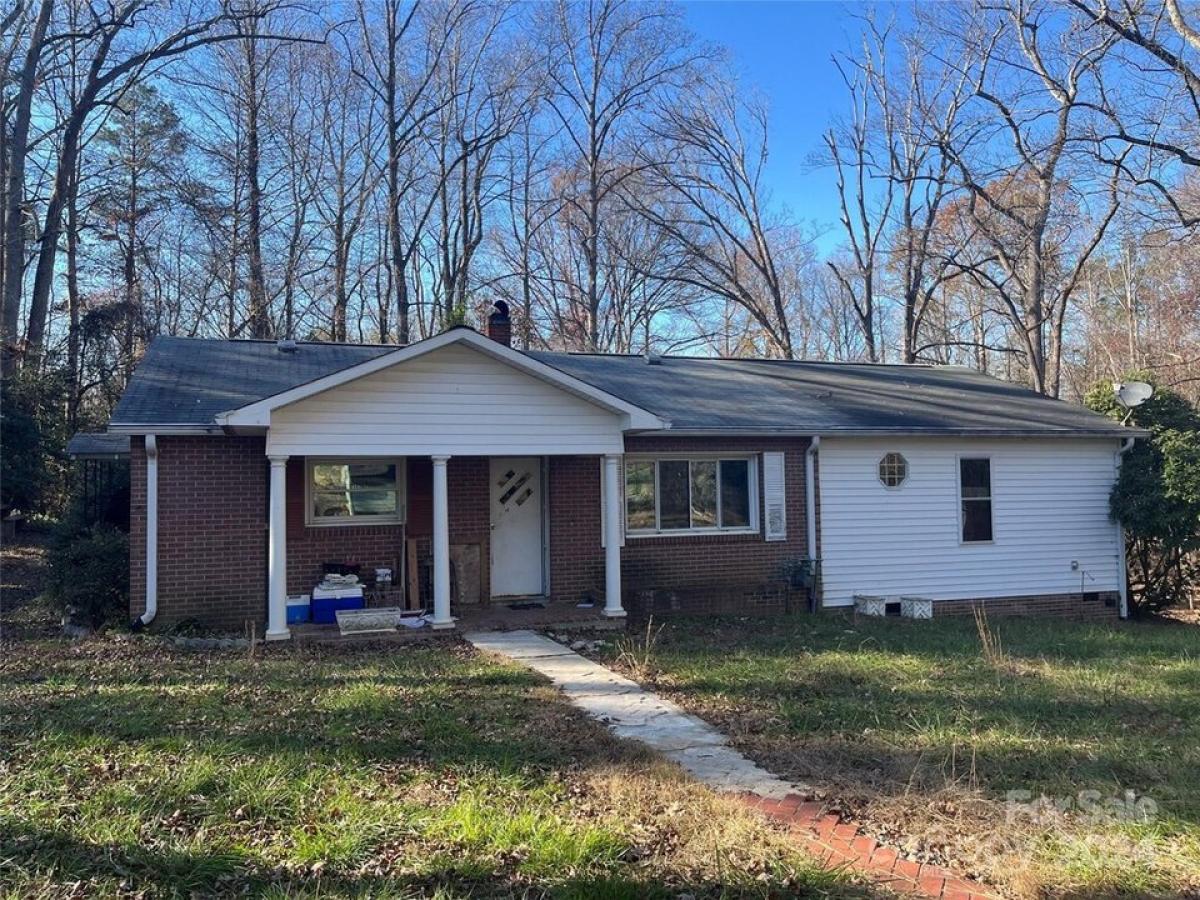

[215,328,668,431]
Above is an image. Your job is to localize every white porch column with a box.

[602,453,626,618]
[430,455,455,629]
[265,455,290,641]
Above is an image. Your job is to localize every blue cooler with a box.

[286,595,311,624]
[311,585,365,624]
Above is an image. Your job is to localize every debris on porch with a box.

[335,606,419,635]
[290,598,623,645]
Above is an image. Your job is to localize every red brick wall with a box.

[547,456,604,602]
[129,435,268,631]
[131,440,495,630]
[285,455,490,599]
[547,437,813,615]
[932,592,1120,620]
[284,458,405,596]
[129,434,1117,628]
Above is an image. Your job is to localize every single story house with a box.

[106,304,1139,638]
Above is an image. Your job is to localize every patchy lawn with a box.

[0,533,56,642]
[0,545,874,899]
[594,614,1200,898]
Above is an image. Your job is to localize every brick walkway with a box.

[739,793,997,899]
[468,630,997,899]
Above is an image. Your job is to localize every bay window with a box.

[624,456,758,535]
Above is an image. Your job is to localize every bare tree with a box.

[309,40,380,341]
[1069,0,1200,226]
[273,38,321,340]
[234,8,272,338]
[824,34,896,362]
[19,1,295,370]
[639,73,806,359]
[1,0,52,375]
[354,0,469,343]
[541,0,698,351]
[934,0,1125,395]
[490,107,557,349]
[429,2,535,327]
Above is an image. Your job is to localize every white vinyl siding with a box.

[819,437,1123,607]
[267,343,625,456]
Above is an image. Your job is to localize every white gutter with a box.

[136,435,159,628]
[1115,436,1136,619]
[806,437,821,606]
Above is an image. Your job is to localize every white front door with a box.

[490,457,544,597]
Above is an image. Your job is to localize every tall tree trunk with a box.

[243,20,271,339]
[227,125,243,338]
[25,112,86,372]
[585,130,600,351]
[383,3,408,344]
[123,130,140,382]
[903,287,918,363]
[66,164,81,432]
[1025,248,1047,395]
[332,206,348,341]
[2,0,52,376]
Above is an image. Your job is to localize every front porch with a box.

[264,452,628,640]
[206,328,665,642]
[289,596,626,645]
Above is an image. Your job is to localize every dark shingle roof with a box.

[528,352,1133,436]
[109,335,1132,438]
[111,337,391,427]
[67,433,131,458]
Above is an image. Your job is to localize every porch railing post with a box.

[602,453,626,618]
[266,455,291,640]
[430,455,455,629]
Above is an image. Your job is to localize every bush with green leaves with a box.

[45,522,130,627]
[0,370,71,517]
[1086,376,1200,614]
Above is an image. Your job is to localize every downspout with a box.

[132,434,158,629]
[805,436,821,612]
[1116,436,1135,620]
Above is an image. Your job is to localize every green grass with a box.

[0,624,871,899]
[597,613,1200,897]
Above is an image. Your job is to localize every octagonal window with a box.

[878,452,908,488]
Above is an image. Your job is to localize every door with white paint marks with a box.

[489,457,543,597]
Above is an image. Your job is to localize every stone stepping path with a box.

[466,630,802,797]
[466,629,997,900]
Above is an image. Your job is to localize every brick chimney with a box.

[486,300,512,347]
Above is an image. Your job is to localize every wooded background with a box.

[4,0,1200,456]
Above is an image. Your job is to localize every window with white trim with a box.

[307,458,405,526]
[624,456,757,536]
[959,457,993,542]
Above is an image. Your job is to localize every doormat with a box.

[508,600,548,610]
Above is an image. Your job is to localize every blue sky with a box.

[682,1,863,249]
